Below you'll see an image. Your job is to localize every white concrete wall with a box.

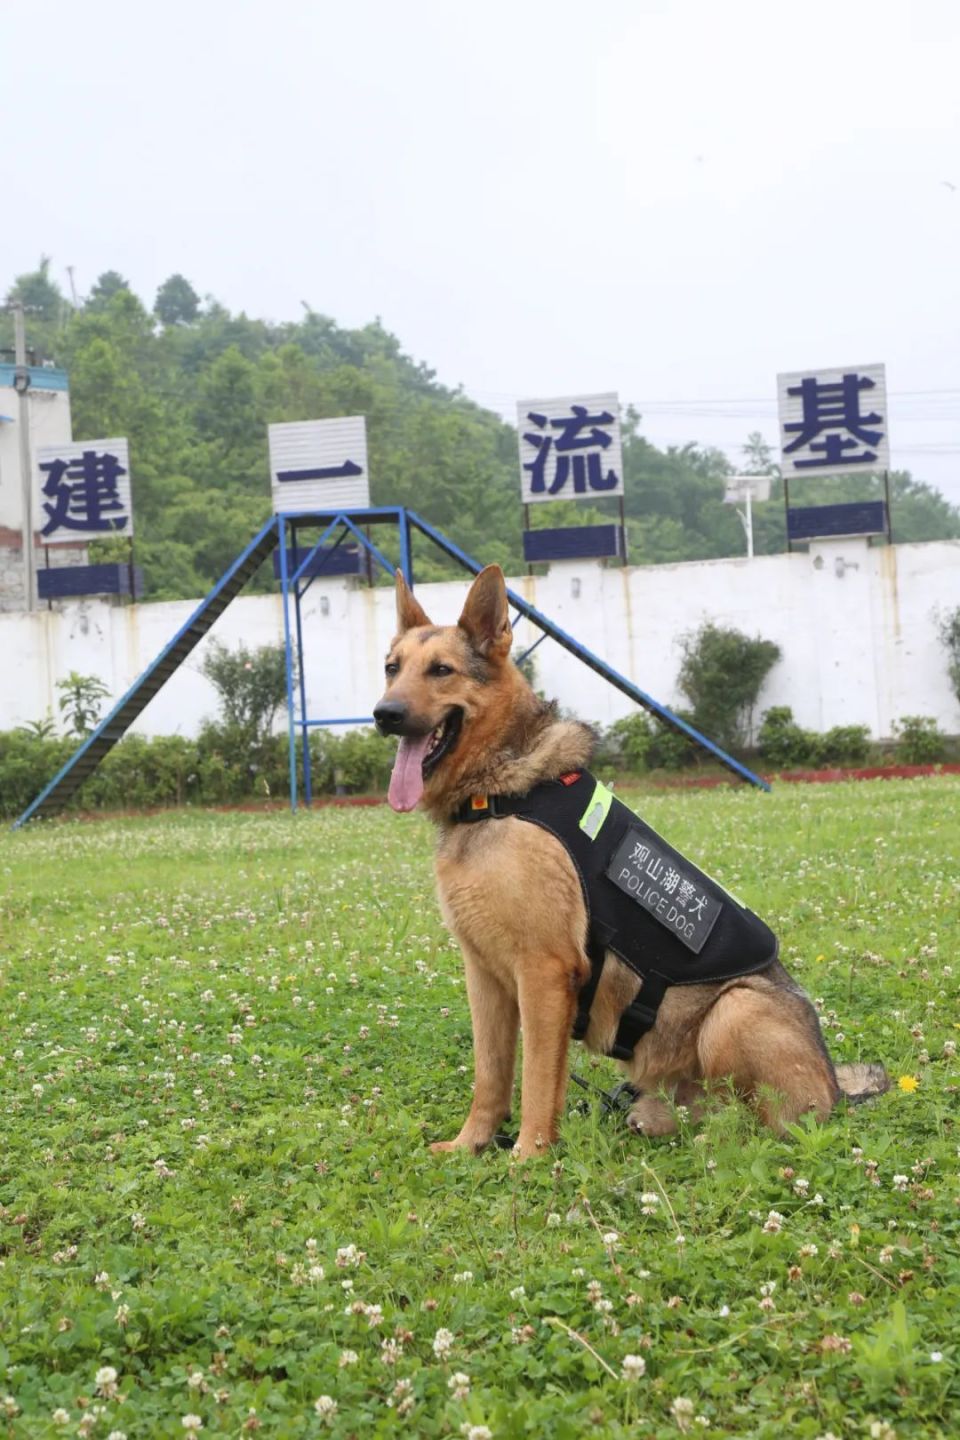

[1,536,958,741]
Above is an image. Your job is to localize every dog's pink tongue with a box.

[388,734,433,813]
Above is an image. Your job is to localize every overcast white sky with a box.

[7,0,960,501]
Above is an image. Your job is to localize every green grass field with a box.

[1,779,958,1439]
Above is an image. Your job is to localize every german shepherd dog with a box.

[374,565,887,1159]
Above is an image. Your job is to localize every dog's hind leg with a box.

[627,1078,709,1137]
[697,985,839,1134]
[431,948,519,1154]
[513,955,580,1159]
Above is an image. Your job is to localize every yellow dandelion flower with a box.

[897,1074,920,1093]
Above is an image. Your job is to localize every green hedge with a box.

[0,726,397,820]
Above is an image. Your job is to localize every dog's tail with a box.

[835,1063,890,1105]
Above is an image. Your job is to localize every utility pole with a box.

[11,301,36,611]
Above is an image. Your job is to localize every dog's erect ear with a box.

[457,565,512,659]
[395,570,432,633]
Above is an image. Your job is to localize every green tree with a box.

[154,273,201,326]
[86,270,132,309]
[5,255,64,322]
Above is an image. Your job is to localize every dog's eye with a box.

[384,661,400,677]
[428,662,455,678]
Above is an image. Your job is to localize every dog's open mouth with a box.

[423,707,463,777]
[388,707,463,813]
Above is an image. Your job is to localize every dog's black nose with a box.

[373,700,408,736]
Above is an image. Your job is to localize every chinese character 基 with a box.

[523,404,620,495]
[783,373,884,469]
[40,450,129,535]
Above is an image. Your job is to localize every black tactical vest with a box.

[454,770,778,1060]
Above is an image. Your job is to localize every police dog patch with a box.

[606,828,722,954]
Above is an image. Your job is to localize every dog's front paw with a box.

[511,1131,552,1160]
[429,1140,464,1153]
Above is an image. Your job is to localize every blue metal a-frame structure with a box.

[12,506,768,828]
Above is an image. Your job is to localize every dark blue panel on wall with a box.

[38,563,144,599]
[522,525,623,563]
[787,502,887,542]
[271,545,363,579]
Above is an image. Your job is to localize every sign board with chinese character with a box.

[35,438,133,544]
[777,363,889,479]
[517,393,624,504]
[268,418,370,514]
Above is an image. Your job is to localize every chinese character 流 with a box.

[523,404,620,496]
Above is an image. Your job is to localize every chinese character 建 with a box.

[40,450,129,536]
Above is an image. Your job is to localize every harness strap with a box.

[608,969,670,1060]
[572,939,606,1041]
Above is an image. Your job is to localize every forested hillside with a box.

[5,259,959,599]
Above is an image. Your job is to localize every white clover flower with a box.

[336,1243,364,1268]
[459,1427,493,1440]
[433,1326,455,1358]
[671,1396,695,1432]
[453,1270,474,1284]
[338,1349,358,1367]
[52,1410,71,1427]
[448,1372,471,1400]
[892,1174,909,1192]
[602,1230,620,1246]
[509,1285,526,1301]
[95,1366,119,1398]
[930,1351,943,1363]
[546,1212,562,1227]
[868,1423,897,1440]
[314,1396,337,1424]
[762,1210,785,1233]
[181,1418,203,1435]
[621,1354,647,1380]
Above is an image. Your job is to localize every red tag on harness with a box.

[559,771,582,786]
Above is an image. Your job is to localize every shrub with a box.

[648,709,701,770]
[0,724,396,819]
[820,724,871,766]
[0,731,74,818]
[893,715,947,765]
[676,623,781,751]
[200,639,288,747]
[757,707,821,769]
[310,728,398,794]
[598,713,655,774]
[56,671,110,737]
[939,606,960,705]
